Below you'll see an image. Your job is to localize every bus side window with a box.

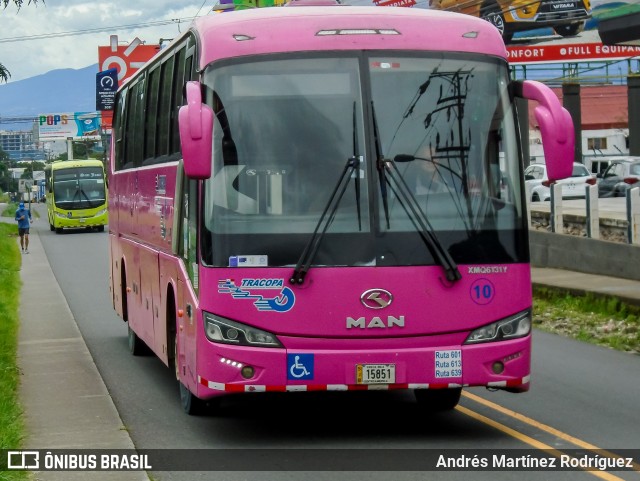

[170,47,187,156]
[157,57,175,158]
[181,178,199,293]
[114,87,128,171]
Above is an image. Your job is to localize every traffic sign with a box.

[96,68,118,111]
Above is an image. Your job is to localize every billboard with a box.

[343,0,640,51]
[38,112,101,141]
[97,36,161,130]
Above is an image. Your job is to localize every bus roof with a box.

[46,159,105,170]
[191,6,507,67]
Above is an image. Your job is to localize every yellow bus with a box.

[44,159,108,233]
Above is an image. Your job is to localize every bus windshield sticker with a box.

[218,278,295,313]
[229,255,268,267]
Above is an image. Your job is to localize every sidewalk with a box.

[17,227,148,480]
[531,267,640,307]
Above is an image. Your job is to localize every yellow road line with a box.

[456,405,626,481]
[463,391,640,472]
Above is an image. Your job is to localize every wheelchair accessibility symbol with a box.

[287,353,314,380]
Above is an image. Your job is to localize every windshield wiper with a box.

[78,188,97,209]
[372,104,461,284]
[352,102,362,231]
[385,158,461,283]
[290,154,361,286]
[290,104,362,286]
[372,102,390,229]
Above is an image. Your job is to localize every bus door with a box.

[176,177,200,391]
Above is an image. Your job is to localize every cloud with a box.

[0,1,204,82]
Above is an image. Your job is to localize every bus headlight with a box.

[464,310,531,345]
[203,312,283,348]
[95,208,107,217]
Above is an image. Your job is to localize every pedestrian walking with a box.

[15,202,32,254]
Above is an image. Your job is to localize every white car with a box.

[524,162,596,202]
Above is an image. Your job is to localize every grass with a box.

[533,286,640,354]
[0,221,28,480]
[2,203,39,220]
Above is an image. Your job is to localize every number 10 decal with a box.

[470,279,495,305]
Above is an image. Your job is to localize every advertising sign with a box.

[96,68,118,111]
[344,0,640,56]
[508,43,640,64]
[97,36,161,130]
[38,112,102,140]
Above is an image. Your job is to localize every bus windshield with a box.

[201,53,526,268]
[53,166,107,210]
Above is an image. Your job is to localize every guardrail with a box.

[527,185,640,245]
[527,186,640,281]
[550,185,640,244]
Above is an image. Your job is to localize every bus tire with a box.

[127,324,148,356]
[49,222,54,231]
[414,388,462,412]
[97,225,105,232]
[55,227,63,234]
[173,330,207,415]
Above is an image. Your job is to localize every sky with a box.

[0,0,213,83]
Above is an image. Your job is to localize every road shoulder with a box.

[17,226,148,480]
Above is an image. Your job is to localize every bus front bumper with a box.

[195,335,531,399]
[54,211,108,229]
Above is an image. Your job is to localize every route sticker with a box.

[434,350,462,378]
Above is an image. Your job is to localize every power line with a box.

[0,17,196,44]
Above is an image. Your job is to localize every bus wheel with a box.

[55,227,63,234]
[97,225,105,232]
[173,332,206,415]
[127,324,148,356]
[49,222,54,232]
[414,388,462,412]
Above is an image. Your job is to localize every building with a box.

[528,84,630,166]
[0,130,46,161]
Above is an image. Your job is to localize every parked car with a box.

[597,158,640,197]
[586,157,614,176]
[524,162,595,202]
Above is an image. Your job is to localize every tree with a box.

[1,1,40,83]
[20,161,45,178]
[1,0,38,9]
[0,147,17,193]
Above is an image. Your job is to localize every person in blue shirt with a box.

[15,202,32,253]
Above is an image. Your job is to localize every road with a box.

[30,204,639,481]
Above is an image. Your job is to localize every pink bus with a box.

[108,2,574,414]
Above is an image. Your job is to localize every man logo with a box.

[360,289,393,309]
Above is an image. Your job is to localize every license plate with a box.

[356,364,395,384]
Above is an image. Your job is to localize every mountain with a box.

[0,64,98,131]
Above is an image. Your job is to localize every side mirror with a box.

[178,81,214,179]
[514,80,574,182]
